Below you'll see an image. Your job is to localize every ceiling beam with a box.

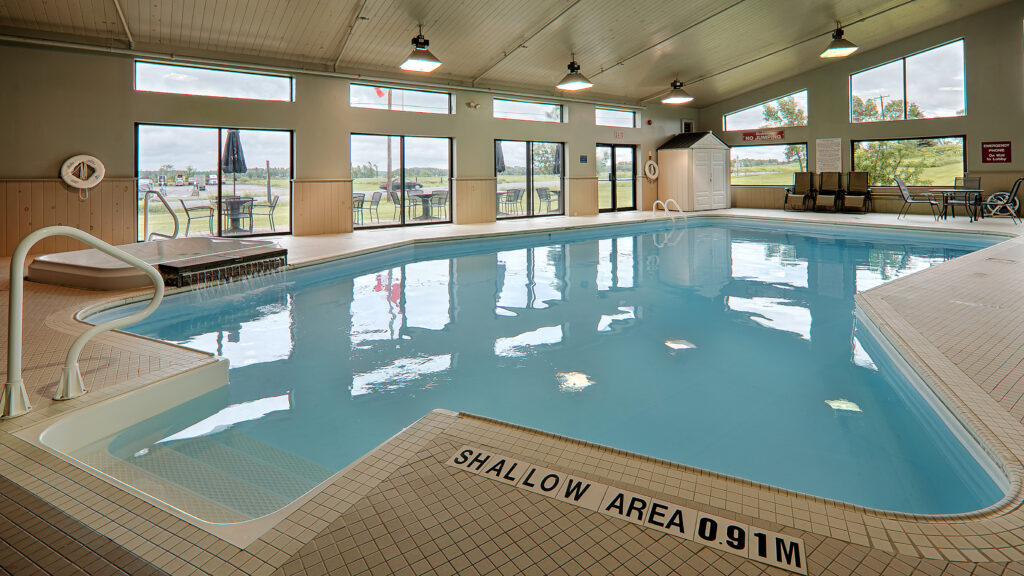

[471,0,584,85]
[333,0,370,72]
[111,0,133,49]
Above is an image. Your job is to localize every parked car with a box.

[208,174,218,186]
[138,178,153,194]
[174,174,185,186]
[379,178,422,191]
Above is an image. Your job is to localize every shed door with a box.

[693,149,712,210]
[710,149,729,209]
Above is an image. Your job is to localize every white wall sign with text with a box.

[815,138,842,173]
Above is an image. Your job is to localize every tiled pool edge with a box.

[6,209,1024,574]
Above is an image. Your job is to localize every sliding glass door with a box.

[597,145,636,212]
[495,140,564,219]
[350,134,452,228]
[136,124,292,239]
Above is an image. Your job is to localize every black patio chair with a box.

[179,199,214,236]
[430,189,449,219]
[251,195,280,232]
[894,176,939,220]
[943,176,981,219]
[814,172,842,212]
[352,194,365,226]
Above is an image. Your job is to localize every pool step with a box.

[126,443,294,518]
[78,449,253,524]
[163,430,332,501]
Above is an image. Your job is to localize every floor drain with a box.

[986,257,1017,264]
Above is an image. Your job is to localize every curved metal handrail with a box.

[142,189,180,241]
[3,226,165,418]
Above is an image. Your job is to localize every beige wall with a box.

[697,1,1024,207]
[0,42,695,181]
[0,42,700,251]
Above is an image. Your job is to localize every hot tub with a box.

[28,237,281,290]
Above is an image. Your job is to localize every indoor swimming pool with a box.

[76,219,1008,521]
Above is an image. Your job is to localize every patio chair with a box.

[894,176,939,220]
[430,189,449,219]
[979,177,1023,224]
[251,195,280,232]
[783,172,816,211]
[814,172,842,212]
[506,188,525,214]
[536,187,556,212]
[365,191,383,223]
[841,172,872,213]
[179,199,214,237]
[352,194,365,226]
[943,176,981,219]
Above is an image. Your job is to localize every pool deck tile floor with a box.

[4,209,1024,575]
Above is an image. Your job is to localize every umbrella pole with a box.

[232,173,236,197]
[266,160,271,203]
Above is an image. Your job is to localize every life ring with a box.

[643,159,659,181]
[60,155,105,190]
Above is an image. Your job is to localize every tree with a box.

[761,96,807,170]
[853,140,929,186]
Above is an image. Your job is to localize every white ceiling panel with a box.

[0,0,1013,105]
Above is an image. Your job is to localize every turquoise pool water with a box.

[87,219,1006,519]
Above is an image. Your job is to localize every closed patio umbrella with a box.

[221,129,247,197]
[495,141,505,174]
[553,143,562,175]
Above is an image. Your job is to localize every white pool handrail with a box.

[142,189,179,241]
[3,226,165,418]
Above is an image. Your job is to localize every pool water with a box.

[86,220,1006,519]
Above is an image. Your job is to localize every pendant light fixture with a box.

[819,21,859,59]
[400,25,442,72]
[555,53,593,91]
[661,80,694,104]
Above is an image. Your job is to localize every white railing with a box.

[3,226,165,418]
[142,189,179,241]
[653,198,682,214]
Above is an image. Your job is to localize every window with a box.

[595,108,635,128]
[850,40,965,122]
[493,99,563,122]
[852,136,965,187]
[597,145,636,211]
[350,134,452,227]
[495,140,564,218]
[730,144,808,185]
[134,62,293,101]
[349,84,451,114]
[724,91,808,131]
[136,124,293,239]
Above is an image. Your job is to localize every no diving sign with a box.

[447,446,807,574]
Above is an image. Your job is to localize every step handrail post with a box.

[4,226,165,418]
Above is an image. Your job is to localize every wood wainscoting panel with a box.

[453,178,497,224]
[292,179,353,235]
[1,178,136,257]
[566,177,598,216]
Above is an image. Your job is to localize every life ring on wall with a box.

[643,159,659,181]
[60,155,106,190]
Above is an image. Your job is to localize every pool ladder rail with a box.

[3,226,165,419]
[652,199,685,221]
[142,189,179,241]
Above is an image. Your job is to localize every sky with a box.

[137,126,292,172]
[350,135,451,170]
[135,62,291,101]
[852,40,965,117]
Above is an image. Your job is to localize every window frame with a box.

[493,98,565,123]
[134,122,295,239]
[350,133,455,229]
[349,84,453,114]
[723,90,809,132]
[595,108,636,128]
[133,61,295,102]
[494,139,566,218]
[848,38,966,123]
[729,142,810,187]
[849,134,967,187]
